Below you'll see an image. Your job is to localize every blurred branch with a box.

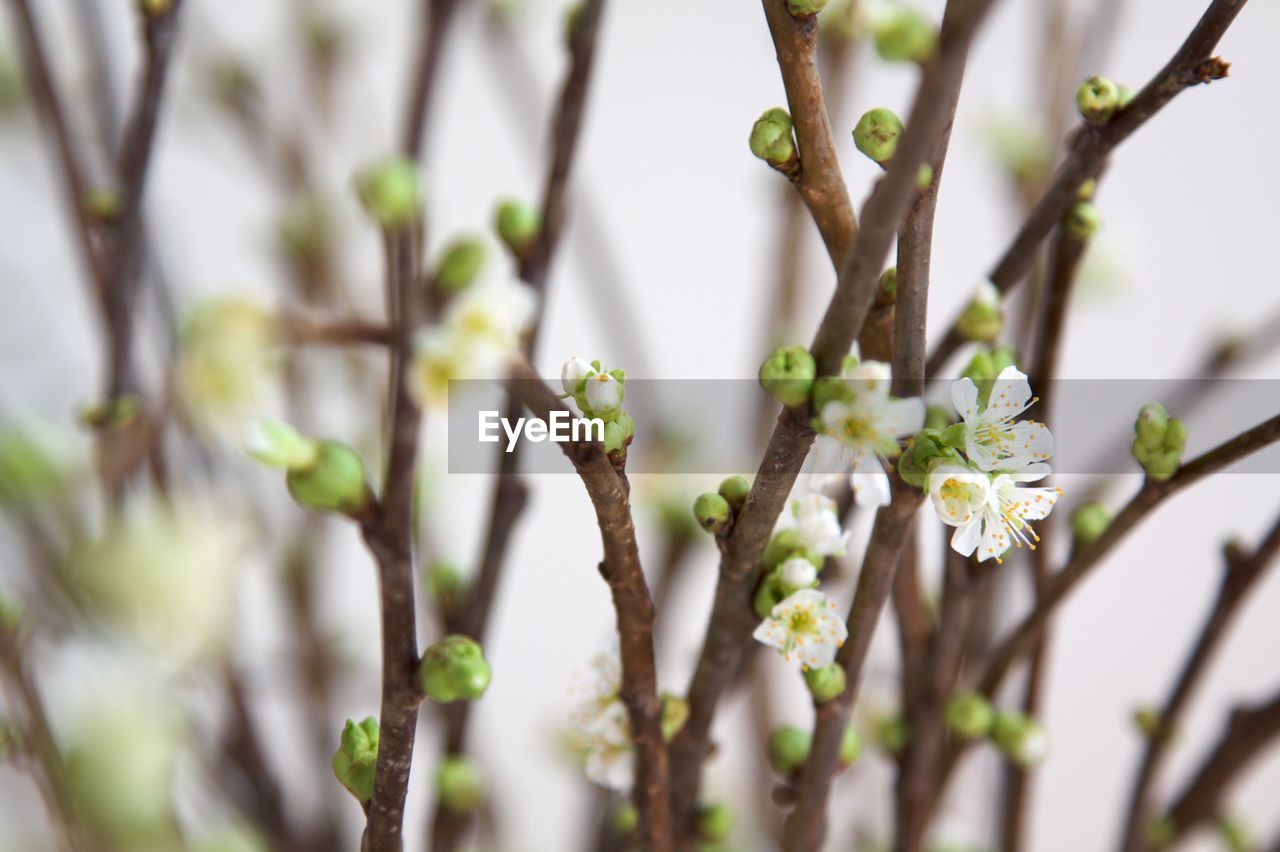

[401,0,463,159]
[926,0,1247,376]
[279,311,393,346]
[1118,513,1280,850]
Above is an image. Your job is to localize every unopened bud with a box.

[435,238,487,294]
[1064,202,1101,240]
[718,476,751,512]
[661,693,689,742]
[945,691,995,739]
[137,0,173,18]
[759,345,816,408]
[872,8,937,63]
[916,163,934,190]
[780,556,818,591]
[1133,706,1164,740]
[956,281,1003,343]
[582,372,624,419]
[435,756,484,813]
[494,199,540,254]
[285,440,370,516]
[878,267,898,304]
[768,726,811,775]
[420,635,492,703]
[697,803,734,842]
[331,717,379,804]
[786,0,827,17]
[839,725,861,766]
[749,108,796,166]
[1132,403,1186,481]
[753,570,789,619]
[1071,501,1111,548]
[804,664,846,704]
[427,561,466,612]
[853,108,903,166]
[694,493,731,534]
[874,714,909,754]
[355,157,422,229]
[992,711,1050,767]
[1076,76,1120,126]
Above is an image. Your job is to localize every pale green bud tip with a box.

[83,187,121,221]
[1076,76,1120,125]
[992,711,1050,766]
[753,570,789,619]
[246,419,318,470]
[759,345,816,408]
[420,635,492,703]
[804,664,846,704]
[1132,402,1186,481]
[786,0,827,17]
[611,803,638,834]
[661,692,689,741]
[1117,85,1137,109]
[285,440,369,516]
[1064,201,1101,240]
[697,803,733,842]
[436,238,487,294]
[768,726,811,775]
[1144,817,1176,849]
[875,715,909,753]
[428,561,466,607]
[945,691,995,739]
[693,492,731,534]
[356,157,422,229]
[839,726,861,766]
[872,8,937,63]
[853,108,904,165]
[137,0,173,17]
[332,717,379,803]
[494,199,541,252]
[1132,706,1163,739]
[1071,501,1111,547]
[878,267,897,304]
[436,756,484,813]
[956,282,1003,343]
[717,476,751,512]
[749,108,796,165]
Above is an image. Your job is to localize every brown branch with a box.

[783,482,923,851]
[1117,513,1280,851]
[926,0,1248,377]
[505,361,671,850]
[760,0,857,266]
[401,0,463,159]
[1160,687,1280,846]
[279,311,393,346]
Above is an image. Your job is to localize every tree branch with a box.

[401,0,463,159]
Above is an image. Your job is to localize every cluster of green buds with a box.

[248,419,370,517]
[436,756,484,813]
[561,357,635,459]
[434,236,488,296]
[332,717,379,804]
[749,107,797,168]
[956,281,1004,343]
[759,345,816,409]
[1071,501,1112,548]
[355,156,422,229]
[494,198,541,257]
[693,475,750,536]
[853,107,904,166]
[1075,75,1121,126]
[870,6,937,63]
[1132,403,1187,480]
[419,635,492,703]
[752,493,845,618]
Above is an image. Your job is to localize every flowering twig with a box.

[760,0,857,265]
[1117,513,1280,850]
[926,0,1248,376]
[505,360,671,850]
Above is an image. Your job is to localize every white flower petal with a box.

[950,517,983,556]
[877,396,926,439]
[987,366,1034,418]
[951,378,980,423]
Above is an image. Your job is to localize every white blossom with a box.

[780,556,818,590]
[753,588,848,669]
[583,372,623,416]
[790,493,848,557]
[930,463,1061,563]
[561,356,595,395]
[951,366,1053,472]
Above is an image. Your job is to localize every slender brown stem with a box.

[1117,514,1280,851]
[401,0,463,159]
[759,0,857,266]
[926,0,1248,377]
[280,312,393,346]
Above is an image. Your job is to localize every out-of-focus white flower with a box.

[568,654,633,792]
[178,298,275,418]
[753,588,848,669]
[66,495,249,664]
[790,493,848,557]
[561,356,594,395]
[950,366,1053,471]
[780,556,818,590]
[443,278,536,350]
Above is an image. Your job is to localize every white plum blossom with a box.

[790,493,848,557]
[1015,722,1052,766]
[780,556,818,590]
[579,699,633,791]
[443,278,537,350]
[583,372,623,415]
[930,463,1061,563]
[561,356,594,395]
[951,365,1053,472]
[753,588,848,669]
[813,360,925,507]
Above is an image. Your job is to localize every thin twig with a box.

[926,0,1248,376]
[401,0,463,159]
[1117,513,1280,851]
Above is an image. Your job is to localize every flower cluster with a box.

[561,356,635,457]
[925,366,1061,563]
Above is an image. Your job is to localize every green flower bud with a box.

[435,756,483,813]
[718,476,751,512]
[83,187,121,222]
[956,282,1003,343]
[750,108,796,166]
[753,569,790,619]
[494,199,541,254]
[1064,202,1101,240]
[786,0,827,17]
[0,590,21,632]
[992,711,1050,767]
[1131,403,1186,481]
[420,635,492,703]
[1132,706,1163,740]
[759,345,816,408]
[1076,75,1120,125]
[277,196,332,264]
[611,802,638,835]
[945,691,995,739]
[355,156,422,229]
[697,803,734,842]
[872,8,937,63]
[810,375,854,414]
[656,493,700,541]
[563,2,584,47]
[804,664,847,704]
[768,726,812,775]
[435,237,487,294]
[924,405,951,433]
[853,107,904,165]
[763,529,822,570]
[693,492,731,534]
[0,423,75,508]
[916,163,934,190]
[661,692,689,742]
[247,418,318,470]
[898,430,961,488]
[603,412,636,458]
[874,714,909,754]
[878,267,898,304]
[839,725,861,766]
[427,561,466,611]
[962,345,1018,406]
[137,0,173,18]
[285,440,370,516]
[1071,501,1111,548]
[331,717,379,804]
[1076,178,1097,201]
